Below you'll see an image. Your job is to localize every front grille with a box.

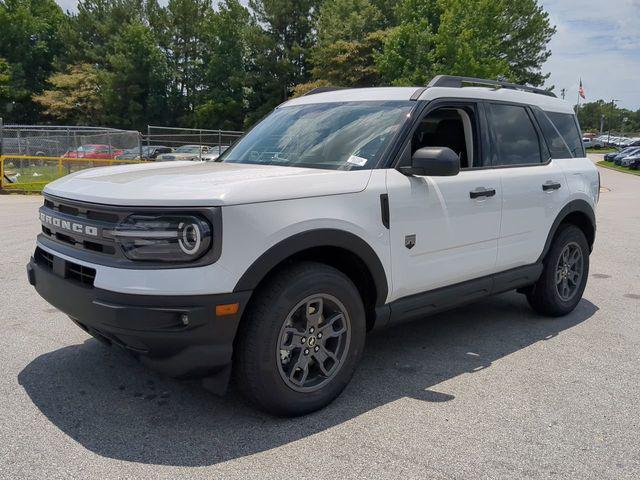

[34,247,96,287]
[39,195,126,257]
[34,247,54,270]
[66,261,97,286]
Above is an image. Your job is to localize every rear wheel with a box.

[527,224,589,316]
[234,262,366,416]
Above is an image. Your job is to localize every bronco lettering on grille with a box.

[40,212,99,237]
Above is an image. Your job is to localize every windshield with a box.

[175,145,200,153]
[77,145,102,152]
[222,101,414,170]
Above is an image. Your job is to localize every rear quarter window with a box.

[545,112,585,157]
[532,109,573,159]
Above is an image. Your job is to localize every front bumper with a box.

[27,249,252,382]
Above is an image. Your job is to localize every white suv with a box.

[28,76,598,416]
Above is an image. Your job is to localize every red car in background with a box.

[62,144,124,159]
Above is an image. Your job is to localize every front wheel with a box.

[234,262,366,416]
[527,224,590,316]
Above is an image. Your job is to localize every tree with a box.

[249,0,320,100]
[59,0,150,65]
[153,0,212,125]
[196,0,253,130]
[101,22,169,130]
[376,0,555,87]
[576,100,640,134]
[309,0,390,87]
[0,0,65,122]
[435,0,555,86]
[0,58,12,107]
[32,63,103,124]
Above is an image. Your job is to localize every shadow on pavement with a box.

[18,292,598,467]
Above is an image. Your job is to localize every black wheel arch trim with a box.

[233,229,389,306]
[538,199,596,263]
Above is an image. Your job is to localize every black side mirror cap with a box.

[399,146,460,176]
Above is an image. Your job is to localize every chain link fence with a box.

[0,124,142,158]
[0,123,246,192]
[144,126,243,154]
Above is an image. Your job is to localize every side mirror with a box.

[399,146,460,176]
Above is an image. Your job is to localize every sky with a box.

[55,0,640,110]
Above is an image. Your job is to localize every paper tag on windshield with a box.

[347,155,368,166]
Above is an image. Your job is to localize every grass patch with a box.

[2,159,107,192]
[597,160,640,176]
[586,147,618,154]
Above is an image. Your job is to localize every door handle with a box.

[542,181,562,191]
[469,187,496,199]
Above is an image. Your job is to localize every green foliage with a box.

[376,20,437,85]
[0,0,64,122]
[101,22,169,130]
[376,0,555,87]
[0,0,575,130]
[32,63,103,124]
[311,0,389,86]
[196,0,253,130]
[0,58,12,104]
[249,0,320,98]
[60,0,149,65]
[577,100,640,134]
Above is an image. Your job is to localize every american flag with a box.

[578,79,586,99]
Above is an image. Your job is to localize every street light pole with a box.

[607,99,619,144]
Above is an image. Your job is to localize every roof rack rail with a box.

[303,86,349,96]
[427,75,556,98]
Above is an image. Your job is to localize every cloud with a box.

[541,0,640,110]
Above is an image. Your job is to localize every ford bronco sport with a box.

[28,76,598,416]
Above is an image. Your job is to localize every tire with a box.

[234,261,366,416]
[527,224,590,317]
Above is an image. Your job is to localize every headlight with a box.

[113,214,212,262]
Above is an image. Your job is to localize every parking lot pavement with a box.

[1,163,639,480]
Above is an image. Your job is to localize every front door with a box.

[385,102,502,302]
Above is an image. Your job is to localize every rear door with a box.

[487,103,570,271]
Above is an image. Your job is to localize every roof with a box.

[283,85,574,114]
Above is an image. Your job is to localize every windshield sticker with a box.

[346,155,368,166]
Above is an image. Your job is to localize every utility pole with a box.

[560,88,566,100]
[607,99,619,144]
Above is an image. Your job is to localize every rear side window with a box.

[532,109,573,159]
[546,112,584,157]
[487,104,542,166]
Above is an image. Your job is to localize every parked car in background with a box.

[115,145,173,161]
[155,144,211,161]
[628,156,640,170]
[613,147,640,165]
[619,152,640,167]
[604,148,624,161]
[201,145,229,161]
[583,137,603,149]
[1,137,64,157]
[62,144,124,159]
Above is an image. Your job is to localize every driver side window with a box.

[401,105,483,169]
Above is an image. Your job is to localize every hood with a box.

[44,161,372,207]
